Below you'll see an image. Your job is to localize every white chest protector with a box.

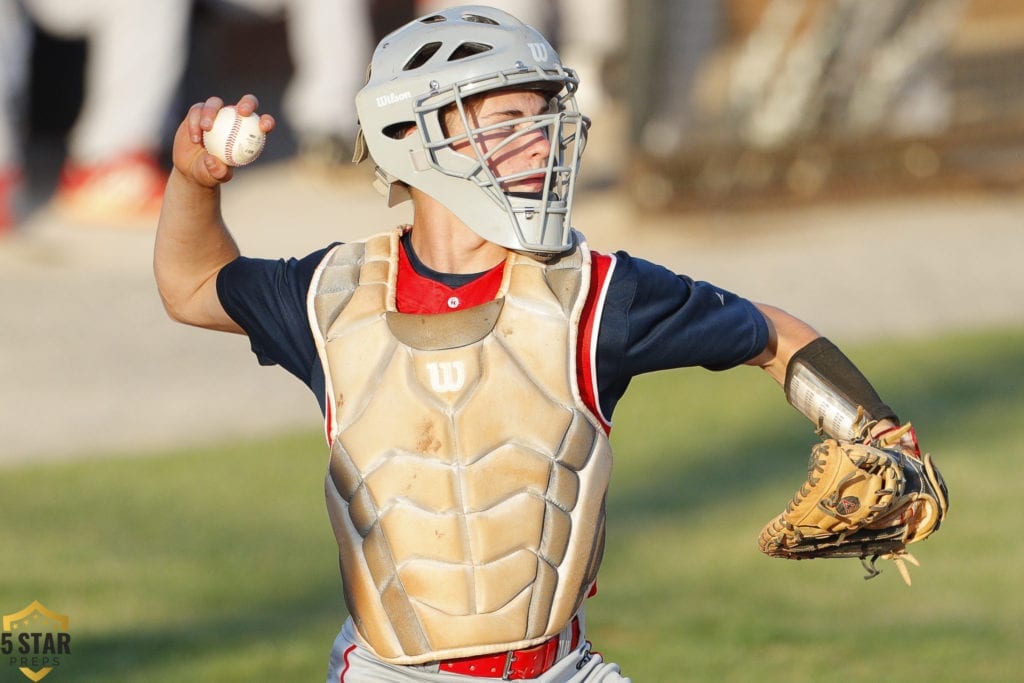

[308,230,613,664]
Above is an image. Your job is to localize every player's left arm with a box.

[746,303,902,440]
[744,303,819,385]
[750,308,945,580]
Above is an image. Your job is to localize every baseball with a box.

[202,106,266,167]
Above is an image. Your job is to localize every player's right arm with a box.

[154,94,275,333]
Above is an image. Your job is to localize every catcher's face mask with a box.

[353,5,590,255]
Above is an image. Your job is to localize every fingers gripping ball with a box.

[203,106,266,167]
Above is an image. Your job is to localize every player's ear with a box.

[383,123,417,139]
[352,121,416,164]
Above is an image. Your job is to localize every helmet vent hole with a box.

[420,15,447,24]
[404,41,442,70]
[461,13,499,25]
[448,42,493,61]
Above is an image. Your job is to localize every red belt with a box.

[437,617,582,680]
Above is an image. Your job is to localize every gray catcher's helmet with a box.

[354,5,590,254]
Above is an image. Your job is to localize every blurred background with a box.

[625,0,1024,209]
[3,0,1023,225]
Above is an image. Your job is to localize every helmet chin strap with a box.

[372,167,413,207]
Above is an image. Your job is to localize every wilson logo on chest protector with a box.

[426,361,466,393]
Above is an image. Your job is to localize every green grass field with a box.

[2,327,1022,682]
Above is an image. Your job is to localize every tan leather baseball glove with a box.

[758,422,948,585]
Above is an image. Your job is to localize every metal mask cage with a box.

[410,68,590,252]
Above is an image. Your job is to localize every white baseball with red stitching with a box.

[202,105,266,167]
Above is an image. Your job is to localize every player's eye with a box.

[488,117,519,131]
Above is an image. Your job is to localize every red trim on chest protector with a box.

[577,252,614,433]
[396,243,506,313]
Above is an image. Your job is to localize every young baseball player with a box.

[155,5,930,681]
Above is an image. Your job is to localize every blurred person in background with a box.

[0,0,189,231]
[207,0,373,169]
[0,0,29,232]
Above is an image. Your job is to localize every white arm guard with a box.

[786,362,864,439]
[784,338,897,440]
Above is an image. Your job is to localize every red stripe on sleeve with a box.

[577,252,615,433]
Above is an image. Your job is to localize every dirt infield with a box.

[1,161,1021,465]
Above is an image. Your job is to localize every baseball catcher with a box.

[154,2,950,676]
[758,339,949,584]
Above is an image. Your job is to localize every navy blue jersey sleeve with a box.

[595,251,769,418]
[216,246,335,408]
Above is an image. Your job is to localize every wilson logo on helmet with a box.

[527,42,549,62]
[375,91,413,108]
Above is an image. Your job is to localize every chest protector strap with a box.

[308,229,612,664]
